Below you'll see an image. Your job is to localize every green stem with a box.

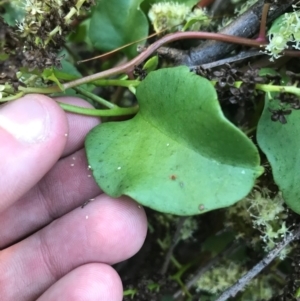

[92,79,140,88]
[45,0,87,45]
[0,92,25,102]
[255,83,300,97]
[65,7,78,23]
[74,0,88,16]
[73,87,116,109]
[123,289,138,297]
[171,274,192,298]
[244,126,257,135]
[47,26,61,42]
[211,80,300,98]
[172,262,193,280]
[170,256,182,269]
[18,86,62,94]
[58,102,139,116]
[65,0,87,23]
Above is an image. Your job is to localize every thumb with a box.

[0,94,68,211]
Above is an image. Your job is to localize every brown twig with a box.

[195,49,264,70]
[159,0,294,66]
[215,225,300,301]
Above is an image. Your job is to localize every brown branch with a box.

[215,225,300,301]
[162,0,294,66]
[199,50,264,70]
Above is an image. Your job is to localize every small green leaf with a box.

[143,56,158,72]
[1,3,24,25]
[268,14,286,35]
[55,60,82,80]
[257,94,300,214]
[0,53,9,61]
[42,68,64,91]
[43,60,84,91]
[52,60,94,98]
[182,15,209,31]
[89,0,149,58]
[295,287,300,298]
[86,66,262,215]
[68,19,92,45]
[258,68,280,77]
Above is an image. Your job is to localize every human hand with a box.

[0,95,147,301]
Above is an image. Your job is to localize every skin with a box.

[0,94,148,301]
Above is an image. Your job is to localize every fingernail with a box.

[0,95,50,144]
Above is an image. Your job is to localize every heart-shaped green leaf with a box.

[257,94,300,214]
[89,0,148,58]
[85,66,262,215]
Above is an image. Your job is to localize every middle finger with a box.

[0,149,101,248]
[0,195,147,301]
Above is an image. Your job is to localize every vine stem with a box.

[210,81,300,98]
[215,225,300,301]
[61,31,300,91]
[18,86,61,94]
[256,3,270,43]
[73,86,116,109]
[230,82,300,97]
[255,83,300,97]
[58,102,138,116]
[0,92,24,102]
[62,32,267,90]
